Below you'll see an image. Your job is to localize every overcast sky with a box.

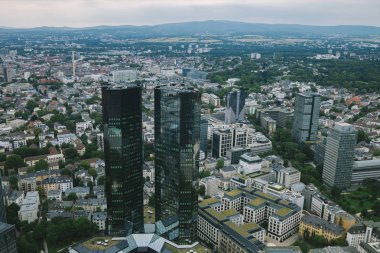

[1,0,379,28]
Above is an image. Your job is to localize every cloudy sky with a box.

[1,0,379,28]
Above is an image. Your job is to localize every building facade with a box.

[200,116,208,155]
[322,123,357,189]
[292,93,321,143]
[0,222,17,253]
[102,84,144,236]
[225,90,246,124]
[154,85,201,243]
[0,177,6,223]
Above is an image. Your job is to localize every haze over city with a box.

[0,0,380,28]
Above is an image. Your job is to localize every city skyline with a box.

[0,0,379,28]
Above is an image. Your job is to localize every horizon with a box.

[2,20,380,30]
[0,0,379,28]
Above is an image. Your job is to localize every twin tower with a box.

[102,83,201,243]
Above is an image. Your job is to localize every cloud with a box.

[0,0,379,27]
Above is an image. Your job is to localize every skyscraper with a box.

[225,89,246,124]
[292,93,321,143]
[0,176,6,223]
[322,123,357,189]
[102,84,144,236]
[200,116,208,155]
[154,85,201,243]
[0,223,17,253]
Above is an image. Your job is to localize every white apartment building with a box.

[18,191,39,223]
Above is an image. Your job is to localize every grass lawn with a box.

[337,190,374,213]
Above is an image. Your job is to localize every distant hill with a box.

[1,20,380,37]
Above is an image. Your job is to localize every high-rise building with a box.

[225,90,246,124]
[3,65,13,83]
[0,222,17,253]
[212,129,233,158]
[200,116,208,155]
[154,85,201,243]
[292,93,321,143]
[322,123,357,189]
[102,84,144,236]
[0,176,6,223]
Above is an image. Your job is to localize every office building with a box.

[351,160,380,185]
[219,188,302,243]
[2,65,13,83]
[256,108,293,129]
[112,69,138,83]
[102,84,144,236]
[0,222,17,253]
[299,215,344,242]
[322,123,357,189]
[292,93,321,143]
[346,221,380,249]
[314,137,327,166]
[200,116,208,155]
[154,85,201,243]
[225,89,246,124]
[212,129,233,158]
[198,198,265,253]
[0,177,6,223]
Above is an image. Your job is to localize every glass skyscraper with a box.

[292,93,321,144]
[200,116,208,155]
[102,84,144,236]
[154,85,201,243]
[225,89,246,124]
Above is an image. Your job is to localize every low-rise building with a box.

[198,198,265,253]
[74,198,106,213]
[47,189,62,201]
[299,215,344,242]
[92,212,107,231]
[221,188,302,243]
[18,191,39,223]
[65,187,90,199]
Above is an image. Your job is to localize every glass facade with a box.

[154,85,201,243]
[292,93,321,144]
[0,177,6,223]
[0,223,17,253]
[225,89,246,124]
[200,116,208,154]
[102,84,144,236]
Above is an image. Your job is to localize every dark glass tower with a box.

[0,223,17,253]
[154,85,201,243]
[225,89,246,124]
[200,116,208,155]
[102,84,144,236]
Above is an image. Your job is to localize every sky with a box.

[0,0,380,28]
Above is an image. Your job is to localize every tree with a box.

[216,159,224,169]
[34,159,49,171]
[9,175,18,190]
[64,148,78,160]
[5,154,25,171]
[26,100,38,112]
[66,193,78,201]
[97,176,105,186]
[199,170,211,178]
[6,203,20,225]
[357,129,370,143]
[0,153,6,162]
[88,168,97,178]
